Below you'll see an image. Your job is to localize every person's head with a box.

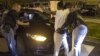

[70,5,78,12]
[63,2,71,9]
[57,1,64,10]
[12,3,21,12]
[35,3,40,7]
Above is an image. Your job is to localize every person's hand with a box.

[56,28,66,34]
[56,28,62,33]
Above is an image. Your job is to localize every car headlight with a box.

[26,33,47,42]
[32,35,47,42]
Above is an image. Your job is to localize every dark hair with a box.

[35,3,40,7]
[57,1,64,9]
[63,2,72,9]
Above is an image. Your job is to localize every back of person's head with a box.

[57,1,64,10]
[63,2,72,9]
[12,3,21,12]
[35,3,40,7]
[69,4,78,12]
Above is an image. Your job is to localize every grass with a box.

[86,22,100,41]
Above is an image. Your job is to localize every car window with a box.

[20,9,49,22]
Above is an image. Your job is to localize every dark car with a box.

[16,9,54,56]
[0,9,72,56]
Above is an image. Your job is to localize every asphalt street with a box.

[0,36,100,56]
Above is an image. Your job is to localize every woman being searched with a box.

[57,5,88,56]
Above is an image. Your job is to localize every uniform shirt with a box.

[54,9,70,31]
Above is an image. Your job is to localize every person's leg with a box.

[1,28,18,56]
[9,28,19,56]
[54,32,63,56]
[71,25,88,56]
[0,25,11,53]
[62,33,69,56]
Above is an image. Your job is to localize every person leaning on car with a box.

[0,3,29,56]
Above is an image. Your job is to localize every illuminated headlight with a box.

[32,35,47,42]
[27,33,47,42]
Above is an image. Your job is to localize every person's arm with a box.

[56,12,74,31]
[16,20,29,26]
[77,15,87,26]
[12,10,30,26]
[56,12,76,33]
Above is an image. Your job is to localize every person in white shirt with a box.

[54,1,70,56]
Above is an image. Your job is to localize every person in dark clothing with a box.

[0,3,29,56]
[57,6,88,56]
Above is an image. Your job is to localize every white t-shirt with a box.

[54,9,70,31]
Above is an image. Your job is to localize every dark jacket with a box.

[2,9,19,29]
[2,10,19,33]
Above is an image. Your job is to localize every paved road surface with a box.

[0,37,100,56]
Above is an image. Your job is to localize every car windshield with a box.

[20,9,50,21]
